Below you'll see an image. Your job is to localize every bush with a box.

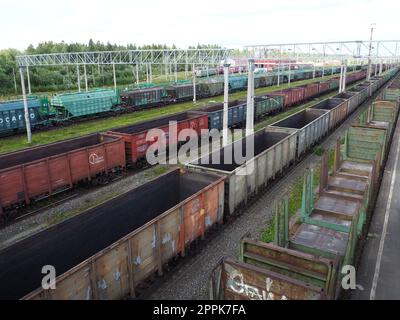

[313,145,325,156]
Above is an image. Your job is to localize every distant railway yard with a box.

[1,37,400,302]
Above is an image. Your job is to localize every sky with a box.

[0,0,399,50]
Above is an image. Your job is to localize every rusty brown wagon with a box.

[0,133,126,220]
[0,168,225,300]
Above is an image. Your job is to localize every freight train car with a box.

[309,98,349,131]
[269,109,330,157]
[0,68,369,137]
[0,68,397,225]
[0,169,225,300]
[0,67,397,300]
[0,96,50,135]
[106,112,208,168]
[208,74,400,301]
[120,86,167,109]
[0,133,126,222]
[187,128,298,216]
[51,89,120,120]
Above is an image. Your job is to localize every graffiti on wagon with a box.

[227,270,288,300]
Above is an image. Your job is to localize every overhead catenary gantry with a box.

[16,48,232,67]
[14,41,400,144]
[16,48,232,143]
[244,40,400,62]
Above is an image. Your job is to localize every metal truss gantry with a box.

[16,48,231,67]
[244,40,400,62]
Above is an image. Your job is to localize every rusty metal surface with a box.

[328,176,368,194]
[209,257,325,300]
[290,224,349,258]
[314,195,359,217]
[0,169,225,300]
[339,160,373,176]
[239,238,339,299]
[346,126,386,164]
[187,128,297,215]
[0,134,126,213]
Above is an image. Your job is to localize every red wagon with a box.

[107,111,208,168]
[0,133,126,218]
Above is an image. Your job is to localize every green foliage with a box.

[260,154,325,244]
[0,41,221,96]
[313,145,325,156]
[261,217,275,243]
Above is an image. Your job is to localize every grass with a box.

[0,72,348,155]
[313,145,325,156]
[260,147,336,243]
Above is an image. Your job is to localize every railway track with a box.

[142,81,392,300]
[0,77,372,230]
[0,68,396,300]
[0,71,357,142]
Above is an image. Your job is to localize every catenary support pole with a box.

[83,64,88,92]
[342,61,347,93]
[222,62,230,147]
[149,63,152,83]
[192,64,196,103]
[19,67,32,144]
[12,67,17,92]
[77,64,81,92]
[277,61,280,86]
[112,63,117,92]
[26,66,31,94]
[246,58,255,137]
[367,24,375,80]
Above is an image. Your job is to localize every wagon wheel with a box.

[135,159,144,169]
[0,213,7,227]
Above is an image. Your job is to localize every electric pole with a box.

[367,23,376,80]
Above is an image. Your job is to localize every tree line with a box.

[0,40,221,96]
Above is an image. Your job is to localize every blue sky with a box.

[0,0,399,50]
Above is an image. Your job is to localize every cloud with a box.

[0,0,399,50]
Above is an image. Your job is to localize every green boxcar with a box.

[254,95,284,119]
[51,89,120,120]
[228,76,248,91]
[197,81,224,97]
[329,79,339,89]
